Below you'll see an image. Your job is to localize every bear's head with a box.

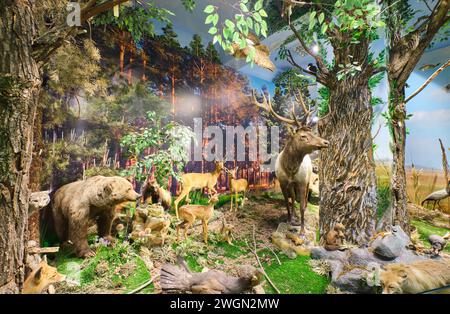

[103,177,140,203]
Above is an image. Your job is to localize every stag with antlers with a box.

[252,90,329,235]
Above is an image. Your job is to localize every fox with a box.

[23,256,66,294]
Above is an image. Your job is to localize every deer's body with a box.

[174,162,223,219]
[252,90,329,234]
[177,196,219,243]
[229,167,248,212]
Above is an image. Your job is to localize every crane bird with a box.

[421,181,450,211]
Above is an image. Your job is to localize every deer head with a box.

[252,90,329,154]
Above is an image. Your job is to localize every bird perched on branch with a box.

[231,33,276,72]
[160,257,263,294]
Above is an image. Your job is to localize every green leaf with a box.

[254,22,261,36]
[321,23,328,34]
[254,0,263,11]
[212,13,219,26]
[232,31,240,43]
[246,16,254,29]
[225,19,235,30]
[318,12,325,24]
[208,27,218,35]
[205,14,214,24]
[309,19,316,31]
[261,27,267,37]
[259,9,268,18]
[309,11,317,21]
[253,12,262,22]
[204,5,215,14]
[240,3,249,13]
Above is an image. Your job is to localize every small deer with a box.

[228,166,248,212]
[252,90,329,235]
[174,161,224,219]
[176,195,219,243]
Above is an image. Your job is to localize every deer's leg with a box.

[289,184,301,226]
[298,183,309,235]
[230,192,233,212]
[235,191,238,211]
[174,188,191,219]
[280,182,291,221]
[202,220,208,243]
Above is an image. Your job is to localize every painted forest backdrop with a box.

[33,21,280,197]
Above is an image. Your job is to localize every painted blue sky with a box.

[152,0,449,169]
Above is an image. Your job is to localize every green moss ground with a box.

[412,219,450,253]
[54,243,153,293]
[260,251,330,294]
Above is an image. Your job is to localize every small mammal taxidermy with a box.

[228,166,248,212]
[220,218,234,245]
[160,257,263,294]
[428,232,450,256]
[380,259,450,294]
[50,176,140,258]
[174,161,224,219]
[286,232,305,246]
[140,177,172,210]
[29,190,51,213]
[324,223,345,251]
[177,195,219,243]
[23,256,66,294]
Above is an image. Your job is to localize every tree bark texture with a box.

[318,78,378,245]
[0,1,41,293]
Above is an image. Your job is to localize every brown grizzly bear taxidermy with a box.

[51,176,140,257]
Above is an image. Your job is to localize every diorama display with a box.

[0,0,449,296]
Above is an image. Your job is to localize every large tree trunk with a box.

[0,1,40,293]
[385,0,449,233]
[318,79,378,244]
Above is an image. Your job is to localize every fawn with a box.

[228,166,248,212]
[176,195,219,244]
[174,161,224,219]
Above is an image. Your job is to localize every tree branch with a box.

[82,0,131,22]
[395,0,450,86]
[285,49,328,85]
[405,59,450,103]
[289,23,324,66]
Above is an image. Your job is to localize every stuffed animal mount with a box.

[130,204,170,247]
[271,223,315,259]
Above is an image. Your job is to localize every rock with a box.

[371,225,410,259]
[327,260,344,281]
[331,267,377,294]
[393,249,426,264]
[310,246,348,263]
[348,248,384,266]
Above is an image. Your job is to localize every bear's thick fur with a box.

[51,176,140,257]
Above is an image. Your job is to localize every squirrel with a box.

[324,223,345,251]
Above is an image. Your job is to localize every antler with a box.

[293,90,315,125]
[252,90,302,127]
